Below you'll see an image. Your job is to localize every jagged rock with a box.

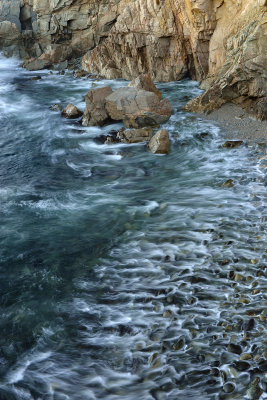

[128,74,162,99]
[148,129,170,154]
[117,127,153,143]
[61,104,83,119]
[82,86,113,127]
[106,87,171,128]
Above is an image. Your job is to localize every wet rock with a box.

[104,136,120,145]
[117,127,153,144]
[148,129,170,155]
[223,141,243,148]
[31,75,41,81]
[82,86,113,126]
[128,74,162,100]
[49,103,62,112]
[240,353,252,361]
[74,70,88,78]
[223,382,235,393]
[61,104,83,119]
[242,318,255,332]
[227,343,242,355]
[105,87,171,128]
[247,377,263,400]
[234,360,250,371]
[222,179,234,188]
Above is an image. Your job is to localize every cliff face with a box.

[1,0,266,118]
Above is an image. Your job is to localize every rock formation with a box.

[1,0,266,119]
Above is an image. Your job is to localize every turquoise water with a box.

[0,54,266,400]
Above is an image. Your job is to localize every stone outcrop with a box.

[1,0,266,119]
[105,87,172,128]
[128,74,162,100]
[82,86,113,126]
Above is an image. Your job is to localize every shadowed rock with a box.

[82,86,113,126]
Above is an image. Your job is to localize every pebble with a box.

[247,377,263,400]
[240,353,252,360]
[227,343,242,355]
[223,382,235,393]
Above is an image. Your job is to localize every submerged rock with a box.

[31,75,41,81]
[74,70,89,78]
[222,179,234,188]
[82,86,113,126]
[49,103,62,112]
[223,141,243,148]
[117,127,153,143]
[61,104,83,119]
[105,87,171,128]
[148,129,170,155]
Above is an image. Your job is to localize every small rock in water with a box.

[223,382,235,393]
[242,318,255,332]
[148,129,170,154]
[240,353,252,361]
[247,377,263,400]
[49,103,62,112]
[31,75,41,81]
[223,140,243,148]
[227,343,242,355]
[74,70,88,78]
[61,104,83,119]
[222,179,234,188]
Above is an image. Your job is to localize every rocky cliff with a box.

[1,0,266,119]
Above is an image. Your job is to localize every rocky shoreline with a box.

[57,74,172,154]
[1,0,266,122]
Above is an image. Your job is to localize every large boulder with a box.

[105,87,171,128]
[82,86,113,126]
[128,74,162,99]
[117,127,153,143]
[62,104,83,119]
[148,129,170,154]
